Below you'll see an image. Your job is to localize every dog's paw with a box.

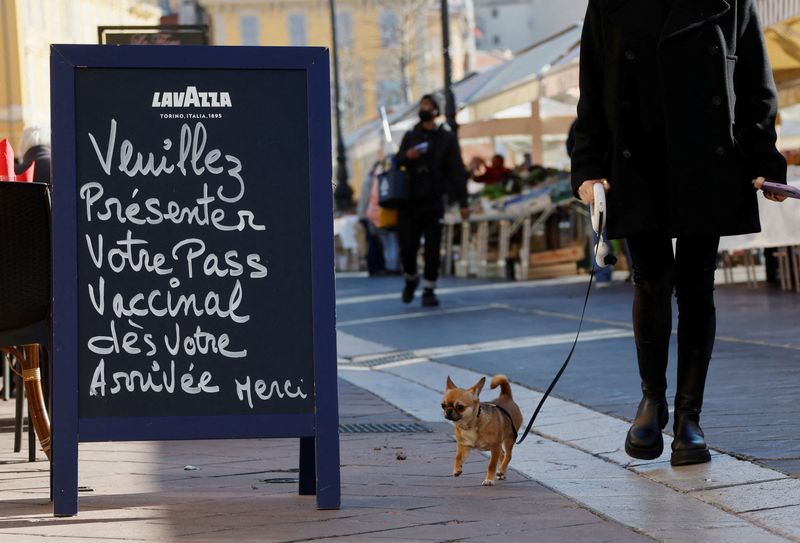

[452,470,462,477]
[481,479,495,486]
[497,472,506,480]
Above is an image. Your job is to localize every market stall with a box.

[440,171,592,280]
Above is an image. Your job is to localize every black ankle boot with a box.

[671,351,712,466]
[421,288,439,307]
[402,277,419,304]
[625,334,670,460]
[625,387,668,460]
[671,413,710,465]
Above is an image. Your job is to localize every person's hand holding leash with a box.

[754,177,788,203]
[578,178,611,204]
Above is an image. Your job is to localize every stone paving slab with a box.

[0,379,650,542]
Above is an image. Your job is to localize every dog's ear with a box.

[446,376,457,390]
[470,377,486,397]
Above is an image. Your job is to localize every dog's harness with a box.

[478,402,518,441]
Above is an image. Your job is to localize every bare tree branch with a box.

[374,0,435,107]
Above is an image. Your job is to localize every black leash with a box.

[516,208,614,445]
[516,266,595,444]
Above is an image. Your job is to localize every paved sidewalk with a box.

[0,380,650,542]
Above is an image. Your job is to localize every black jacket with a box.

[15,145,51,185]
[571,0,787,238]
[396,123,468,209]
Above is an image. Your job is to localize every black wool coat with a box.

[571,0,787,239]
[396,123,469,209]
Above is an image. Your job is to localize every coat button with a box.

[708,44,720,55]
[622,149,632,159]
[625,49,636,60]
[711,95,722,106]
[622,100,632,108]
[715,145,726,156]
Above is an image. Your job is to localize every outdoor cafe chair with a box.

[0,180,52,461]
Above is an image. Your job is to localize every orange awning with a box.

[765,16,800,105]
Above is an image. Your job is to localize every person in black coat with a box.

[571,0,788,466]
[395,95,469,307]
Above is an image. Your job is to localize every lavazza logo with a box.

[151,86,232,108]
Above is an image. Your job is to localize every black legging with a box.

[626,234,720,395]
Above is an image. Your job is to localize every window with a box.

[240,15,260,46]
[288,14,307,46]
[379,9,398,47]
[492,8,499,18]
[336,11,354,49]
[493,35,501,46]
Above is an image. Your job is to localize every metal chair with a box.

[0,181,52,460]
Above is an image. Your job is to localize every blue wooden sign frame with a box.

[50,44,340,516]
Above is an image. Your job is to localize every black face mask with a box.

[418,109,435,122]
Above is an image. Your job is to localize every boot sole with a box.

[625,437,664,460]
[670,448,711,466]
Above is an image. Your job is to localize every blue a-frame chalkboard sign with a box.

[50,44,340,516]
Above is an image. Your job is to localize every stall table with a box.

[441,199,579,279]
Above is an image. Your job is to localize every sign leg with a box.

[52,348,78,516]
[299,436,316,495]
[52,431,78,516]
[314,421,341,509]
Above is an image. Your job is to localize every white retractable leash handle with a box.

[591,182,616,268]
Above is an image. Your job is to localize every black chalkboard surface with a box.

[74,68,315,417]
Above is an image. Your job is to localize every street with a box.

[338,272,800,541]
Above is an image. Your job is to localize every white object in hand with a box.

[591,183,613,268]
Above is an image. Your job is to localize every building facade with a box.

[200,0,474,134]
[474,0,587,53]
[0,0,161,149]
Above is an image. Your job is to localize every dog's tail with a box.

[490,374,513,399]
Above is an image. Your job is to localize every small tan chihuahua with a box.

[442,374,523,486]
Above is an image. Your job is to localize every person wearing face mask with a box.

[395,94,470,307]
